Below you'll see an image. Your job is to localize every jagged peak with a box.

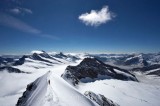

[79,57,103,66]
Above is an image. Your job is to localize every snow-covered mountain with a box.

[86,53,160,68]
[0,56,14,66]
[62,58,137,86]
[0,51,160,106]
[132,64,160,76]
[16,71,98,106]
[0,66,29,73]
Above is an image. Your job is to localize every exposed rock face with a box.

[54,52,68,58]
[13,55,28,66]
[132,64,160,76]
[84,91,119,106]
[31,53,53,63]
[124,56,148,67]
[62,58,138,86]
[146,69,160,76]
[53,52,80,62]
[0,56,14,65]
[16,82,37,106]
[0,66,29,73]
[30,51,63,64]
[132,64,160,72]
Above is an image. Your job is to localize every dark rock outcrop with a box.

[84,91,119,106]
[30,51,63,64]
[16,82,37,106]
[16,72,49,106]
[13,55,28,66]
[53,52,80,62]
[146,69,160,76]
[124,56,148,67]
[31,53,53,63]
[62,58,138,85]
[132,64,160,72]
[0,57,14,65]
[0,66,29,73]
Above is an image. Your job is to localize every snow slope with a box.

[0,57,81,106]
[17,71,97,106]
[77,79,160,106]
[1,52,160,106]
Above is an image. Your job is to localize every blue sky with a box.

[0,0,160,54]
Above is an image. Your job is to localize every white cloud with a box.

[0,13,40,34]
[9,8,21,14]
[9,7,33,15]
[0,13,58,40]
[79,6,115,26]
[23,8,33,14]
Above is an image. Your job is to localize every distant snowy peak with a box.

[30,51,80,64]
[8,50,81,67]
[30,51,63,64]
[31,50,45,54]
[53,52,80,62]
[62,58,138,86]
[124,54,149,67]
[84,91,119,106]
[0,56,14,66]
[132,64,160,76]
[13,55,28,66]
[85,53,160,67]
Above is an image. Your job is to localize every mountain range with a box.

[0,50,160,106]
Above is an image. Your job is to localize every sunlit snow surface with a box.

[0,56,160,106]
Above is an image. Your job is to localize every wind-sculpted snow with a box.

[62,58,138,86]
[16,72,49,106]
[17,71,98,106]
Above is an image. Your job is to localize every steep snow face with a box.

[62,58,137,86]
[16,72,49,106]
[17,71,97,106]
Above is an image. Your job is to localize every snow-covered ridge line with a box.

[16,71,98,106]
